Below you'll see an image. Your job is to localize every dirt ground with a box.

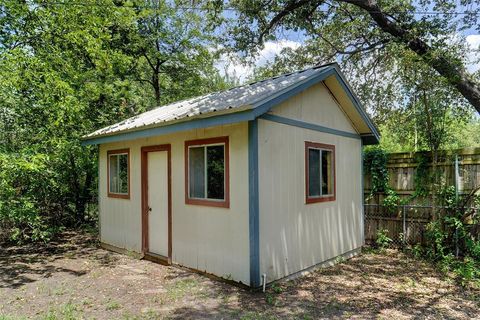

[1,232,479,319]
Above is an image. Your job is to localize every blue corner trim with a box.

[82,110,256,145]
[252,68,336,118]
[248,119,260,287]
[260,114,361,140]
[360,140,365,244]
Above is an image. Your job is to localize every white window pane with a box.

[308,148,321,197]
[189,146,205,198]
[109,154,128,194]
[110,155,118,193]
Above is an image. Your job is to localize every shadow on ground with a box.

[1,232,479,319]
[0,231,116,289]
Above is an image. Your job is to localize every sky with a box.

[466,34,480,73]
[216,35,480,82]
[214,39,301,82]
[214,8,480,83]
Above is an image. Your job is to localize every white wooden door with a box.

[147,151,169,257]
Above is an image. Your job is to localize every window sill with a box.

[185,198,229,208]
[108,193,130,200]
[306,196,335,204]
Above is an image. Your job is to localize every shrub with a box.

[421,185,480,285]
[0,153,57,242]
[0,144,97,243]
[364,148,389,195]
[375,229,393,250]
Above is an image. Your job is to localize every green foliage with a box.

[413,153,431,197]
[0,153,59,242]
[382,188,401,213]
[417,186,480,286]
[0,0,227,243]
[375,229,393,250]
[363,148,389,195]
[364,147,402,210]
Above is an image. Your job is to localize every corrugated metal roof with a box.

[84,64,333,139]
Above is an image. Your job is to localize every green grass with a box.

[106,300,121,311]
[39,302,82,320]
[0,315,27,320]
[166,278,199,301]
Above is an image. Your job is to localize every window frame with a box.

[184,136,230,208]
[107,148,130,199]
[305,141,336,204]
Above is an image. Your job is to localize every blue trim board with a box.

[248,119,260,287]
[82,110,256,146]
[360,140,365,244]
[260,114,360,140]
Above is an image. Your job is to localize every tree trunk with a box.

[431,149,438,220]
[152,71,161,106]
[339,0,480,114]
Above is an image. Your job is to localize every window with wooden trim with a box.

[305,142,335,203]
[185,137,229,208]
[107,149,130,199]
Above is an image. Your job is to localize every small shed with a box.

[83,63,379,287]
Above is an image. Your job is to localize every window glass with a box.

[306,143,335,202]
[322,150,333,195]
[308,148,321,197]
[189,146,205,198]
[207,145,225,200]
[188,144,225,200]
[109,153,128,194]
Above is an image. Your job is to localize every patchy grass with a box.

[1,231,479,319]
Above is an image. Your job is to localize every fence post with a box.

[455,155,459,257]
[402,205,406,247]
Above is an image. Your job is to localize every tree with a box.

[123,0,223,107]
[0,0,227,242]
[206,0,480,113]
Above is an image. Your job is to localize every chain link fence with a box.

[364,204,480,248]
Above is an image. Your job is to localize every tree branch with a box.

[336,0,480,113]
[258,0,315,43]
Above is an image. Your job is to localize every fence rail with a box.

[364,147,480,206]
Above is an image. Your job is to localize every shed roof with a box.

[83,63,379,145]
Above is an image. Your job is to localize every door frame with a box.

[141,144,172,264]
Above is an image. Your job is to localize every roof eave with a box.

[330,64,380,144]
[81,108,256,146]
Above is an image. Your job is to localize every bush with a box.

[375,229,393,250]
[0,153,57,242]
[419,186,480,286]
[364,148,389,195]
[0,144,97,243]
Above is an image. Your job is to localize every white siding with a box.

[270,82,358,134]
[98,123,250,285]
[258,85,363,282]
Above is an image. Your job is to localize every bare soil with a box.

[0,231,479,319]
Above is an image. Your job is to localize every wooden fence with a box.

[364,147,480,246]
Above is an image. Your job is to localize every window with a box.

[305,142,335,203]
[185,137,229,207]
[107,149,130,199]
